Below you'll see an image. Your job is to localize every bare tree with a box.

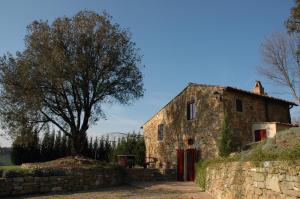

[260,32,300,105]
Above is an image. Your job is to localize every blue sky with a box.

[0,0,298,146]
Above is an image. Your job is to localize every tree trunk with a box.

[71,130,88,155]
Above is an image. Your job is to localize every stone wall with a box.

[206,161,300,199]
[143,84,225,167]
[223,90,291,147]
[0,168,176,197]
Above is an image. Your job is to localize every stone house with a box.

[141,81,297,181]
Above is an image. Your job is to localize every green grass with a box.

[0,165,22,171]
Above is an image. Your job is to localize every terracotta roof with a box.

[253,122,298,126]
[224,86,297,106]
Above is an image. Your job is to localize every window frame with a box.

[157,124,164,141]
[235,99,243,112]
[187,100,196,120]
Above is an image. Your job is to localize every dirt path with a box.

[8,181,214,199]
[130,181,214,199]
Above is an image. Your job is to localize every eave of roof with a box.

[253,121,298,127]
[225,86,297,106]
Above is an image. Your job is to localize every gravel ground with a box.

[7,181,214,199]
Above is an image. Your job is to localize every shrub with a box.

[218,114,233,157]
[195,160,209,189]
[30,168,67,177]
[2,170,24,178]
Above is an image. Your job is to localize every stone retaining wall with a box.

[0,168,176,197]
[206,161,300,199]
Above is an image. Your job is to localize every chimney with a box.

[252,81,267,95]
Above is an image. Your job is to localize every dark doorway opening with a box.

[186,149,195,181]
[254,129,267,142]
[176,148,198,181]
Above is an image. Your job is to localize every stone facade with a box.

[206,161,300,199]
[223,88,292,146]
[0,168,176,197]
[143,84,225,167]
[142,82,295,167]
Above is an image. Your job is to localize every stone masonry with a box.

[0,168,176,197]
[206,161,300,199]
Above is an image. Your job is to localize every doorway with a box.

[176,148,196,181]
[254,129,267,142]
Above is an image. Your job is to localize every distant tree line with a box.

[11,130,145,166]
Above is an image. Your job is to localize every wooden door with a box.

[177,149,184,181]
[186,148,195,181]
[260,130,267,140]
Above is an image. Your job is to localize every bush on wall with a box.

[218,113,234,157]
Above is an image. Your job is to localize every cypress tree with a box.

[66,136,73,156]
[218,113,233,157]
[11,127,40,164]
[88,137,93,158]
[93,137,98,159]
[60,133,67,158]
[41,130,53,161]
[54,131,61,158]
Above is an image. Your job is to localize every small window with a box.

[158,124,164,141]
[236,99,243,112]
[187,101,196,120]
[187,138,194,145]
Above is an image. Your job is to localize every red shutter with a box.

[177,149,184,181]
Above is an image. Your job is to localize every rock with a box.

[253,173,265,182]
[51,187,62,192]
[266,175,281,192]
[282,189,300,197]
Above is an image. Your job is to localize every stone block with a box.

[282,189,300,198]
[280,181,294,190]
[51,187,63,192]
[13,177,24,183]
[286,175,300,182]
[254,188,263,195]
[253,173,265,182]
[266,175,281,192]
[13,186,23,191]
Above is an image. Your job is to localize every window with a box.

[158,124,164,141]
[187,138,194,145]
[236,99,243,112]
[187,101,196,120]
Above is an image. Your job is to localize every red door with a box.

[177,149,184,181]
[186,149,195,181]
[255,129,267,142]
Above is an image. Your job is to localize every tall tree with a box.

[0,11,144,154]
